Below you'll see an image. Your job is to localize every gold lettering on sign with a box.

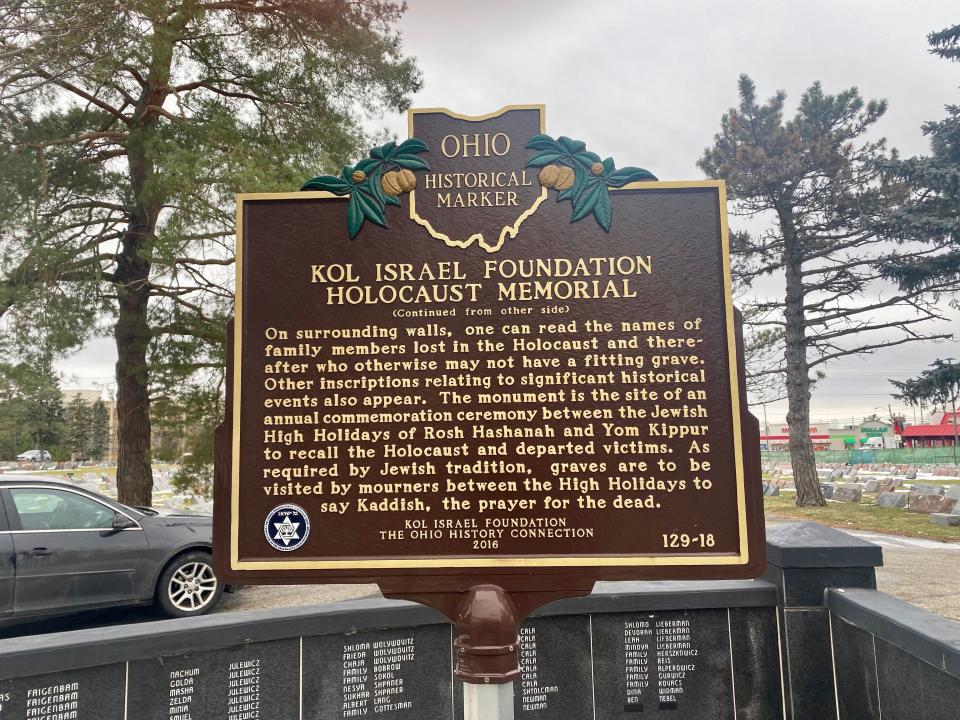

[306,257,653,306]
[424,171,532,209]
[258,242,719,556]
[440,132,511,158]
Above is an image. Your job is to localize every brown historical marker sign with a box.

[214,105,765,601]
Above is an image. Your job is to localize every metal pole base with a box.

[463,682,514,720]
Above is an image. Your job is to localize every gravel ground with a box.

[877,551,960,620]
[848,530,960,621]
[215,583,381,613]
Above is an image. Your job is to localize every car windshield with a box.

[109,496,146,517]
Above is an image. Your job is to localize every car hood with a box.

[138,509,213,544]
[139,507,213,524]
[133,505,209,517]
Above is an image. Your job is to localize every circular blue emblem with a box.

[264,504,310,552]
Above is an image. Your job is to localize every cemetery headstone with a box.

[875,492,907,509]
[833,486,863,504]
[907,495,957,515]
[910,484,945,498]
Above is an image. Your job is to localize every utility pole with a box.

[952,391,958,466]
[887,403,895,450]
[943,358,959,466]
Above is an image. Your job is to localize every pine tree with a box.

[891,359,960,463]
[701,77,952,506]
[67,394,93,460]
[881,25,960,290]
[0,1,421,504]
[0,358,66,458]
[90,399,110,462]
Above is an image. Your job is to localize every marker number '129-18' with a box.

[662,533,716,548]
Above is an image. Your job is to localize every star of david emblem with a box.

[264,504,310,551]
[273,516,301,546]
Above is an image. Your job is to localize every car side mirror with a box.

[104,513,137,535]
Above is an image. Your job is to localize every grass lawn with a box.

[764,495,960,542]
[44,467,118,480]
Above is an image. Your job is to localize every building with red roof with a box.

[901,412,959,448]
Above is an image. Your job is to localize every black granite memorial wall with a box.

[0,663,125,720]
[2,524,958,720]
[0,582,781,720]
[828,588,960,720]
[764,521,883,720]
[126,638,300,720]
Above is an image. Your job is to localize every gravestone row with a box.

[0,607,782,720]
[808,463,960,482]
[815,477,960,513]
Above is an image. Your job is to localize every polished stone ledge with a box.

[827,587,960,680]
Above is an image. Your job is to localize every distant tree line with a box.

[65,392,110,462]
[0,358,64,459]
[0,361,106,461]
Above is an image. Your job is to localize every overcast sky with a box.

[60,0,960,427]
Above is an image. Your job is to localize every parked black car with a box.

[0,477,224,623]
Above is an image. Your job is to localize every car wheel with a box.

[156,551,224,618]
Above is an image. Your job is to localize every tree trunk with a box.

[114,125,157,507]
[112,8,180,504]
[783,235,824,506]
[115,276,153,507]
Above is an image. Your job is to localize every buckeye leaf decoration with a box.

[301,137,430,239]
[300,175,351,194]
[526,134,657,232]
